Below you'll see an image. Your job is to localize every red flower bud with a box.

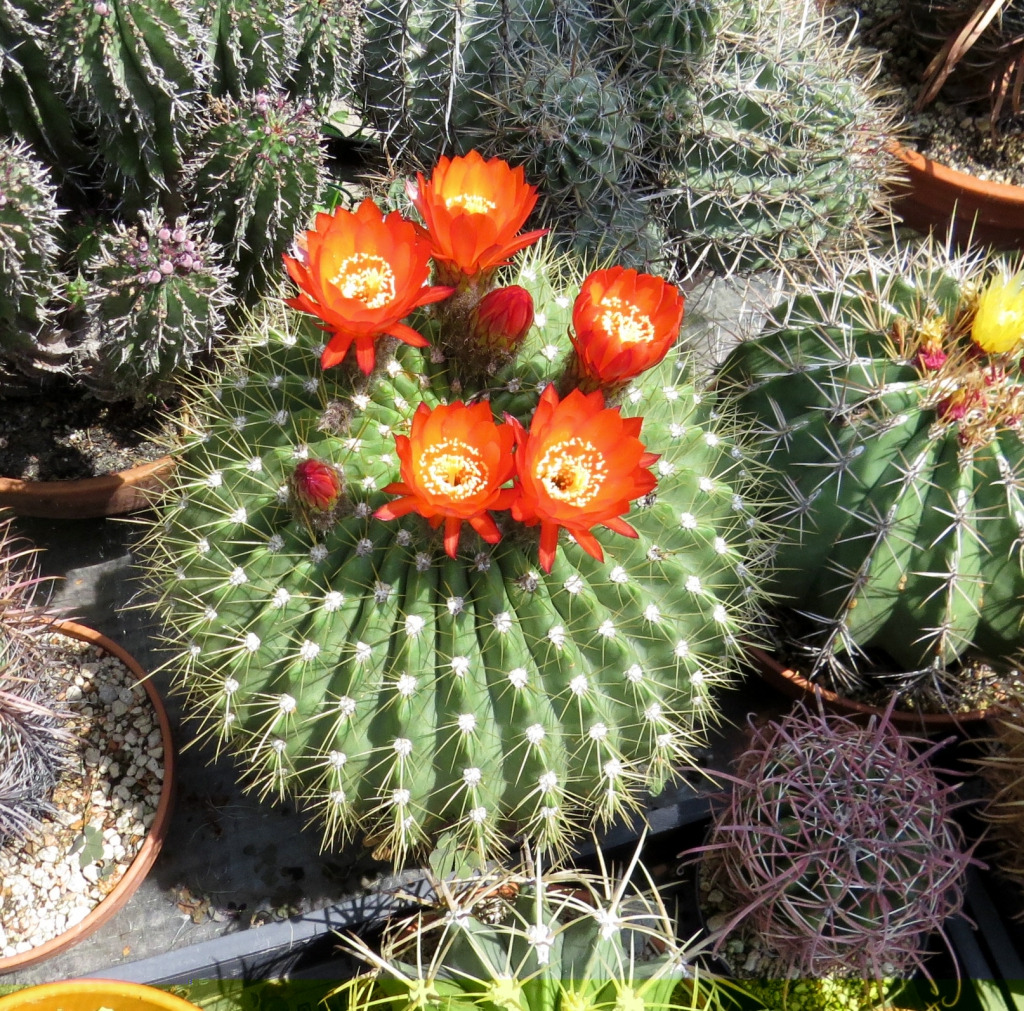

[938,387,987,423]
[470,285,534,351]
[916,343,947,371]
[291,459,343,512]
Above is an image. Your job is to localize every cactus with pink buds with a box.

[78,210,233,403]
[699,702,975,979]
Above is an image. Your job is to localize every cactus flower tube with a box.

[508,385,658,572]
[409,151,548,284]
[568,267,685,393]
[376,401,517,557]
[972,271,1024,354]
[283,199,453,374]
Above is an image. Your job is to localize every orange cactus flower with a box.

[408,151,548,282]
[507,385,658,573]
[282,199,453,374]
[570,267,685,390]
[374,400,518,558]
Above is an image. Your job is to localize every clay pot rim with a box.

[0,620,175,975]
[747,644,994,729]
[888,140,1024,204]
[0,980,199,1011]
[0,455,175,520]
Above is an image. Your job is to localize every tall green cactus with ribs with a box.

[140,154,769,861]
[717,238,1024,709]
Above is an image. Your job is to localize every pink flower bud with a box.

[291,459,343,512]
[470,285,534,352]
[159,260,173,274]
[146,269,162,284]
[158,228,171,242]
[172,228,187,243]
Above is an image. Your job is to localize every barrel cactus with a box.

[0,139,64,368]
[141,153,768,862]
[77,210,233,403]
[187,90,328,301]
[717,239,1024,709]
[697,702,974,979]
[342,850,721,1011]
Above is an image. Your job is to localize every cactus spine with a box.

[717,239,1024,705]
[77,210,233,403]
[700,702,973,979]
[140,241,768,862]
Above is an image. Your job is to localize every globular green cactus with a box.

[0,1,86,179]
[662,17,898,275]
[559,188,667,272]
[739,979,899,1011]
[77,210,233,403]
[49,0,208,206]
[141,243,767,862]
[0,139,64,362]
[200,0,293,100]
[187,91,327,301]
[598,0,718,74]
[287,0,361,111]
[717,238,1024,707]
[342,850,722,1011]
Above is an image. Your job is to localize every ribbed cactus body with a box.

[287,0,359,110]
[601,0,718,73]
[665,23,893,274]
[50,0,207,204]
[78,210,233,403]
[187,92,327,301]
[718,246,1024,680]
[200,0,293,99]
[560,189,666,271]
[144,251,764,860]
[0,1,85,177]
[345,862,713,1011]
[0,140,63,354]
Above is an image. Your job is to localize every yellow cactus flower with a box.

[972,271,1024,354]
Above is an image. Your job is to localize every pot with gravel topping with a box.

[0,980,199,1011]
[0,620,175,973]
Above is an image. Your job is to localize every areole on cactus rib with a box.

[143,241,767,860]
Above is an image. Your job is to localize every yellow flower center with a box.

[330,253,396,309]
[537,438,606,507]
[445,193,497,214]
[420,440,487,500]
[598,296,655,345]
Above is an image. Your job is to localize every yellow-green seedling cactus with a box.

[717,237,1024,711]
[341,843,724,1011]
[140,152,770,863]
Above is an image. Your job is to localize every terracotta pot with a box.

[0,981,198,1011]
[0,456,175,520]
[748,645,992,730]
[0,621,176,975]
[888,141,1024,250]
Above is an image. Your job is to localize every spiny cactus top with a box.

[699,702,974,979]
[341,846,721,1011]
[718,240,1024,711]
[143,153,769,863]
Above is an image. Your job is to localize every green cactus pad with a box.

[718,241,1024,691]
[143,247,766,860]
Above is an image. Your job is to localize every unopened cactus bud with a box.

[291,458,344,511]
[972,271,1024,354]
[470,285,534,351]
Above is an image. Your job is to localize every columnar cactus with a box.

[0,139,63,358]
[50,0,208,205]
[342,851,721,1011]
[699,702,974,979]
[187,91,328,301]
[76,210,233,403]
[287,0,361,111]
[200,0,292,100]
[717,240,1024,706]
[141,154,768,862]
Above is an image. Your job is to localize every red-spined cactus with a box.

[699,702,976,979]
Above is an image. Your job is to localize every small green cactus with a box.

[717,238,1024,706]
[342,849,722,1011]
[187,91,328,301]
[287,0,361,111]
[0,139,64,363]
[49,0,208,206]
[200,0,293,100]
[77,210,233,403]
[140,241,767,862]
[663,17,897,274]
[599,0,719,73]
